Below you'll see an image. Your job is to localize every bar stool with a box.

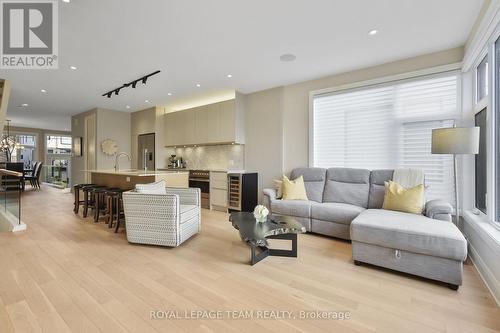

[101,188,121,225]
[93,187,111,223]
[82,185,106,218]
[106,188,128,233]
[73,183,94,214]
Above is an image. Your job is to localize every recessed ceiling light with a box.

[19,103,28,107]
[125,105,131,109]
[167,92,172,96]
[40,89,47,93]
[227,74,232,78]
[196,83,201,87]
[280,54,296,62]
[62,0,71,3]
[368,29,378,35]
[69,65,77,70]
[145,99,150,103]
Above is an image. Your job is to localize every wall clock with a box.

[101,139,118,156]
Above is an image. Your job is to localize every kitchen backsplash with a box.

[170,144,244,170]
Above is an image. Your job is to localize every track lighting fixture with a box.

[101,70,160,98]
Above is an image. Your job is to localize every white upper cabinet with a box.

[218,100,236,143]
[164,94,245,147]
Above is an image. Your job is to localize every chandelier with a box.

[0,120,24,162]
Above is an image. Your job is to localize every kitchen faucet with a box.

[114,152,131,172]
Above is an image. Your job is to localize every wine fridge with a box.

[227,172,258,212]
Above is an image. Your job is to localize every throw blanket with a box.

[393,168,424,188]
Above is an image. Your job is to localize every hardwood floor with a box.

[0,186,498,332]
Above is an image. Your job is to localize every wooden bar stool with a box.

[73,183,94,214]
[93,187,111,223]
[106,188,128,233]
[102,188,121,225]
[82,185,106,218]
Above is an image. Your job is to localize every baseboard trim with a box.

[468,242,500,307]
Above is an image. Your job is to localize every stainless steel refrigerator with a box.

[138,133,155,171]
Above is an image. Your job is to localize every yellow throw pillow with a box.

[382,181,424,215]
[282,175,308,200]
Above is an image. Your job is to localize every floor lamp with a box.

[431,127,480,225]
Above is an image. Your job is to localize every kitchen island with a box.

[85,170,189,189]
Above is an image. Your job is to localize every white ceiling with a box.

[1,0,484,131]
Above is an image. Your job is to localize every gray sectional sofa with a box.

[263,167,467,289]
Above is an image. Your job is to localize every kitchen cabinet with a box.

[183,109,196,145]
[164,94,245,147]
[217,100,235,142]
[194,106,209,144]
[210,171,228,211]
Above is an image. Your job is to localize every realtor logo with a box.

[0,0,58,69]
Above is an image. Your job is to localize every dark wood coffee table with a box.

[229,212,306,265]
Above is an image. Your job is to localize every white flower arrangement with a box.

[253,205,269,223]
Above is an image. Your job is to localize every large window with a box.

[475,108,487,214]
[11,134,37,167]
[45,135,72,188]
[312,73,459,204]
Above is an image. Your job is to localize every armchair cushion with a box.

[136,180,167,195]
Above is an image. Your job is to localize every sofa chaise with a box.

[263,167,467,289]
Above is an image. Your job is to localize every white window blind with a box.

[312,73,459,204]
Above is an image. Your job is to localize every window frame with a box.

[309,66,462,167]
[476,54,489,103]
[470,40,500,230]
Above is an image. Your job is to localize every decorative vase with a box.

[255,216,267,223]
[253,204,269,223]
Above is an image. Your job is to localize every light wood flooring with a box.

[0,186,499,333]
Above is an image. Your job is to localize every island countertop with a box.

[83,169,189,177]
[83,169,189,189]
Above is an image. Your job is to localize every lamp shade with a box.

[431,127,480,155]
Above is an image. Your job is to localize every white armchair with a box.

[122,187,201,247]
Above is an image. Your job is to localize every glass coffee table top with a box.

[229,212,306,265]
[230,212,306,246]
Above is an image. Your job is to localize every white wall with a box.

[244,87,284,202]
[96,108,131,171]
[71,109,97,186]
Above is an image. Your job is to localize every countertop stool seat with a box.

[73,183,94,214]
[81,185,106,218]
[105,188,128,233]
